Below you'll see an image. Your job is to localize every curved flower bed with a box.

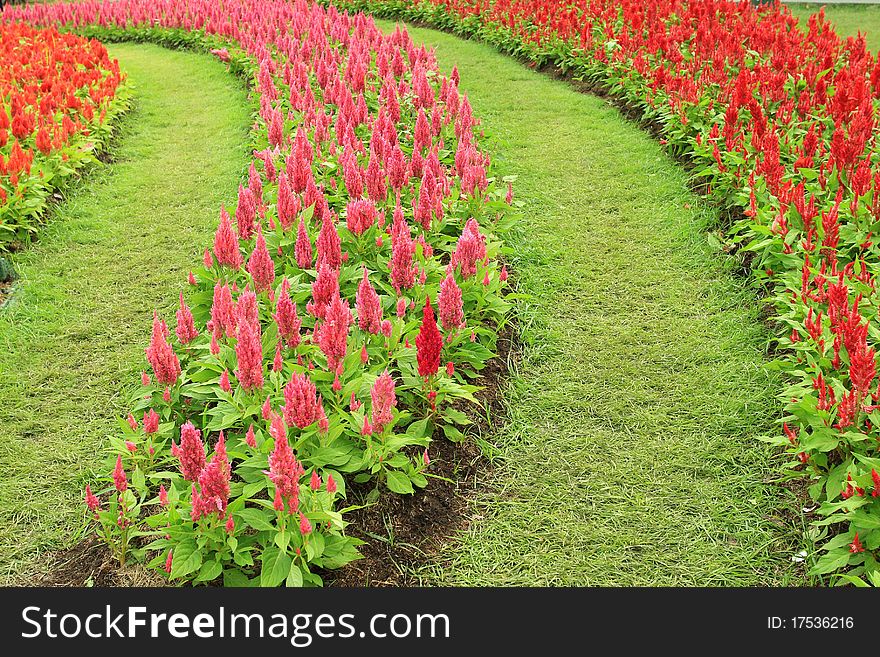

[0,21,127,250]
[3,0,513,586]
[322,0,880,584]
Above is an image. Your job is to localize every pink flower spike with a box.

[273,341,284,373]
[326,474,337,493]
[203,249,214,268]
[262,395,273,420]
[188,271,197,286]
[164,550,173,574]
[219,370,232,393]
[158,484,168,507]
[423,449,430,466]
[85,484,100,512]
[163,387,172,403]
[446,361,455,377]
[113,455,127,493]
[127,413,138,431]
[500,265,508,282]
[245,425,257,448]
[362,415,373,436]
[299,513,312,536]
[175,293,198,345]
[310,470,321,491]
[125,441,137,453]
[225,515,235,535]
[361,344,369,364]
[141,371,151,386]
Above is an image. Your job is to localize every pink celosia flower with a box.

[158,484,168,507]
[235,312,264,392]
[188,271,197,286]
[125,441,137,453]
[416,297,442,378]
[370,370,396,433]
[146,314,181,386]
[85,484,100,512]
[389,213,416,292]
[299,513,312,536]
[317,293,353,372]
[317,400,329,434]
[326,474,337,493]
[446,361,455,377]
[283,372,320,429]
[211,283,236,339]
[213,206,242,269]
[438,273,464,331]
[113,455,127,493]
[310,470,321,491]
[203,249,214,268]
[127,413,138,431]
[141,371,151,386]
[273,341,284,372]
[360,344,369,364]
[316,213,342,271]
[164,550,173,574]
[295,217,313,269]
[219,370,232,392]
[267,418,304,514]
[277,173,298,230]
[454,218,486,278]
[274,279,302,348]
[143,408,159,434]
[246,424,257,448]
[173,421,206,482]
[307,263,339,319]
[192,433,231,520]
[356,269,383,334]
[423,449,430,466]
[346,198,377,236]
[175,293,199,345]
[225,515,235,535]
[236,184,256,241]
[500,265,508,282]
[246,227,275,292]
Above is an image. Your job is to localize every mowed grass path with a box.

[787,3,880,52]
[376,21,806,585]
[0,43,249,583]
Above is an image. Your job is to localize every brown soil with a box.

[32,535,164,587]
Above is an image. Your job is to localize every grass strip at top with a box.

[786,3,880,52]
[374,19,808,586]
[0,42,250,583]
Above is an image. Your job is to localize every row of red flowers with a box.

[326,0,880,583]
[2,0,514,586]
[0,21,126,250]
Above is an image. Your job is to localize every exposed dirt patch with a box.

[32,535,164,587]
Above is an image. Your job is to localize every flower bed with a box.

[315,0,880,584]
[3,0,514,586]
[0,21,127,250]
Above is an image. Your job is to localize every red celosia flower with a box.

[308,263,340,319]
[219,369,232,392]
[326,474,337,493]
[850,532,865,553]
[346,198,377,236]
[246,424,257,448]
[127,413,138,431]
[310,470,321,491]
[192,433,231,520]
[146,313,181,386]
[164,550,173,574]
[416,297,442,378]
[299,513,312,536]
[158,484,168,507]
[211,283,236,339]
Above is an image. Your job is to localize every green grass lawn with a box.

[786,3,880,51]
[375,20,807,586]
[0,43,250,583]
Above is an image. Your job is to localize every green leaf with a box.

[260,546,292,587]
[170,541,202,579]
[238,507,275,532]
[195,559,223,583]
[223,568,252,587]
[386,471,414,495]
[285,563,304,587]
